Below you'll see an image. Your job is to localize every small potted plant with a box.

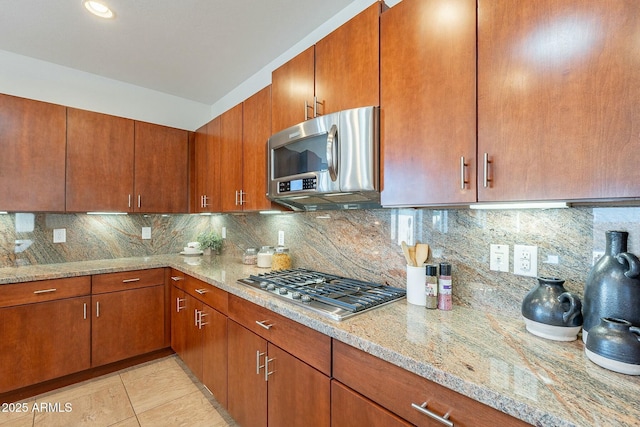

[197,230,224,255]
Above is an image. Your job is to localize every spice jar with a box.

[272,246,292,271]
[257,246,274,268]
[242,247,258,265]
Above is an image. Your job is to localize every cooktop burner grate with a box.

[237,268,406,321]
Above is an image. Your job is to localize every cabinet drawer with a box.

[169,269,187,290]
[228,294,331,376]
[0,276,91,308]
[333,340,530,427]
[169,269,228,314]
[92,268,165,294]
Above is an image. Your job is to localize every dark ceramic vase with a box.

[522,277,583,327]
[583,231,640,343]
[585,317,640,375]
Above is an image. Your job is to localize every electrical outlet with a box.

[490,244,510,272]
[513,245,538,277]
[142,227,151,240]
[222,227,227,239]
[53,228,66,243]
[278,230,285,246]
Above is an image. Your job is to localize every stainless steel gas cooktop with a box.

[237,268,406,321]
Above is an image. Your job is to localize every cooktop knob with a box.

[278,287,288,295]
[301,295,311,303]
[259,281,268,289]
[267,283,276,291]
[292,292,302,299]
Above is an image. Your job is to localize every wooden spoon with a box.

[401,241,415,266]
[415,243,430,266]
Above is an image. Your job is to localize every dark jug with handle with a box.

[583,231,640,343]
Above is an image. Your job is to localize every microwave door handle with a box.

[326,124,338,182]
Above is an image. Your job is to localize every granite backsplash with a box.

[1,206,639,319]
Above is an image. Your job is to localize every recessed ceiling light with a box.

[83,0,115,19]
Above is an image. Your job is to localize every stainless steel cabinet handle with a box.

[460,156,468,190]
[194,309,199,327]
[195,288,208,295]
[96,301,100,318]
[138,195,141,208]
[239,190,246,206]
[198,312,208,328]
[305,100,311,120]
[255,320,273,330]
[264,355,275,381]
[33,288,57,294]
[122,278,140,283]
[483,152,492,188]
[170,276,184,282]
[176,297,186,312]
[235,190,239,206]
[128,194,132,208]
[411,402,453,427]
[313,96,323,117]
[83,303,87,320]
[256,351,266,375]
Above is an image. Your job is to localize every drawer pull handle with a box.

[256,351,266,375]
[122,278,140,283]
[33,288,57,294]
[195,288,208,295]
[411,402,453,427]
[176,298,186,312]
[265,355,275,381]
[198,312,209,328]
[171,276,184,282]
[256,320,273,330]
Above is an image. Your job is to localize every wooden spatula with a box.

[415,243,430,266]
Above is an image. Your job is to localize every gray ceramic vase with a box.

[521,277,583,327]
[585,317,640,375]
[583,231,640,342]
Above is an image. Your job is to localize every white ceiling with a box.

[0,0,357,106]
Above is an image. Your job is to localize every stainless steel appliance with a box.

[237,268,406,321]
[267,106,380,211]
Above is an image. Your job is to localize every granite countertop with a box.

[2,255,639,427]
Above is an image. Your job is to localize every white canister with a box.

[406,265,426,306]
[257,246,274,268]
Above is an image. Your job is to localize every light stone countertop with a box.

[1,254,639,427]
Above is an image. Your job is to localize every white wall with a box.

[0,0,403,131]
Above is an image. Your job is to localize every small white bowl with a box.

[523,317,581,341]
[585,348,640,375]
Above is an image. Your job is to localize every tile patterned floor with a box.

[0,356,237,427]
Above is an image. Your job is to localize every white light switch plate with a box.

[490,244,509,272]
[142,227,151,240]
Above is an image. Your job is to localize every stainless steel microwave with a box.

[267,106,380,211]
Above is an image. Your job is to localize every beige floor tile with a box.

[108,416,140,427]
[33,381,134,427]
[137,391,229,427]
[0,399,34,426]
[119,356,180,384]
[36,373,122,404]
[124,363,199,414]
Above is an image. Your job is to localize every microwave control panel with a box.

[279,178,317,193]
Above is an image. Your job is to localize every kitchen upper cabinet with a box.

[242,85,275,211]
[380,0,477,207]
[0,94,66,212]
[193,117,221,212]
[220,103,244,212]
[271,2,382,133]
[133,121,189,213]
[477,0,640,202]
[91,269,165,367]
[0,277,91,393]
[66,108,135,212]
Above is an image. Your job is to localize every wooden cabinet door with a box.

[220,103,244,212]
[380,0,477,207]
[0,296,91,393]
[0,94,66,212]
[91,285,164,367]
[271,46,315,133]
[478,0,640,202]
[267,343,330,427]
[170,286,188,359]
[201,305,228,407]
[242,85,274,211]
[133,121,188,213]
[315,1,381,116]
[331,381,411,427]
[181,293,204,379]
[193,117,221,212]
[227,320,267,427]
[66,108,134,212]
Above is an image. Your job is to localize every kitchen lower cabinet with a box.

[0,277,91,393]
[380,0,477,207]
[331,380,411,427]
[169,271,228,406]
[477,0,640,202]
[228,295,331,427]
[0,93,67,212]
[333,340,530,427]
[91,269,165,367]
